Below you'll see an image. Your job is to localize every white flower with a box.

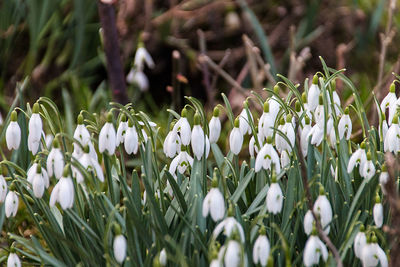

[303,235,328,267]
[253,234,270,267]
[338,110,352,140]
[222,240,242,267]
[47,141,64,179]
[313,194,332,234]
[280,150,290,168]
[27,163,49,189]
[127,69,149,91]
[307,124,324,146]
[28,104,43,155]
[249,133,263,158]
[5,191,18,218]
[159,248,167,266]
[275,116,295,152]
[362,158,376,180]
[373,195,383,228]
[354,228,367,259]
[209,115,221,144]
[169,150,193,177]
[7,253,21,267]
[134,46,155,70]
[116,119,128,146]
[50,175,74,210]
[307,77,320,111]
[28,134,41,155]
[268,96,281,121]
[163,130,181,158]
[202,187,225,222]
[78,150,105,183]
[173,110,191,146]
[205,135,210,159]
[230,119,243,155]
[380,83,397,115]
[361,240,388,267]
[124,123,139,155]
[210,259,221,267]
[239,107,253,135]
[259,102,275,138]
[300,129,311,159]
[266,182,283,214]
[303,210,314,235]
[0,175,7,203]
[255,142,280,174]
[347,146,367,174]
[213,217,245,242]
[379,119,388,141]
[73,115,91,152]
[99,113,116,155]
[379,169,389,194]
[331,91,341,115]
[314,103,325,128]
[113,235,127,264]
[384,119,400,152]
[191,114,205,160]
[6,111,21,150]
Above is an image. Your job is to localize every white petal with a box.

[373,203,383,228]
[113,235,127,263]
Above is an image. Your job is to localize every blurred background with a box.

[0,0,399,118]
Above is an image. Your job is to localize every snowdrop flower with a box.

[269,86,281,120]
[338,107,352,140]
[303,210,314,235]
[28,103,43,155]
[6,111,21,150]
[173,108,191,146]
[380,83,397,117]
[253,226,270,267]
[191,112,205,160]
[275,114,295,152]
[99,112,116,155]
[347,142,367,174]
[258,102,274,138]
[307,124,324,146]
[300,116,312,157]
[249,129,263,157]
[255,137,280,174]
[72,114,92,158]
[159,248,167,266]
[202,177,225,222]
[50,166,74,210]
[209,259,221,267]
[361,152,376,180]
[31,164,47,198]
[307,75,320,111]
[47,139,64,179]
[220,240,242,267]
[113,234,127,264]
[384,115,400,152]
[127,69,149,91]
[169,148,193,177]
[0,175,7,203]
[361,234,388,267]
[373,194,383,228]
[266,177,283,214]
[354,225,366,259]
[331,90,341,116]
[230,118,243,155]
[76,146,104,183]
[5,190,18,218]
[163,126,181,158]
[239,103,253,135]
[116,115,128,146]
[43,134,54,150]
[7,252,21,267]
[280,150,290,168]
[295,100,311,128]
[303,229,328,267]
[124,119,139,155]
[134,45,155,71]
[209,107,221,144]
[379,114,388,141]
[314,95,325,128]
[213,214,245,242]
[27,162,49,189]
[379,164,389,194]
[313,188,332,235]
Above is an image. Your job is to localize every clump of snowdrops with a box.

[0,61,395,267]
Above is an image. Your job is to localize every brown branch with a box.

[210,49,231,92]
[383,152,400,267]
[97,1,128,104]
[296,133,344,267]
